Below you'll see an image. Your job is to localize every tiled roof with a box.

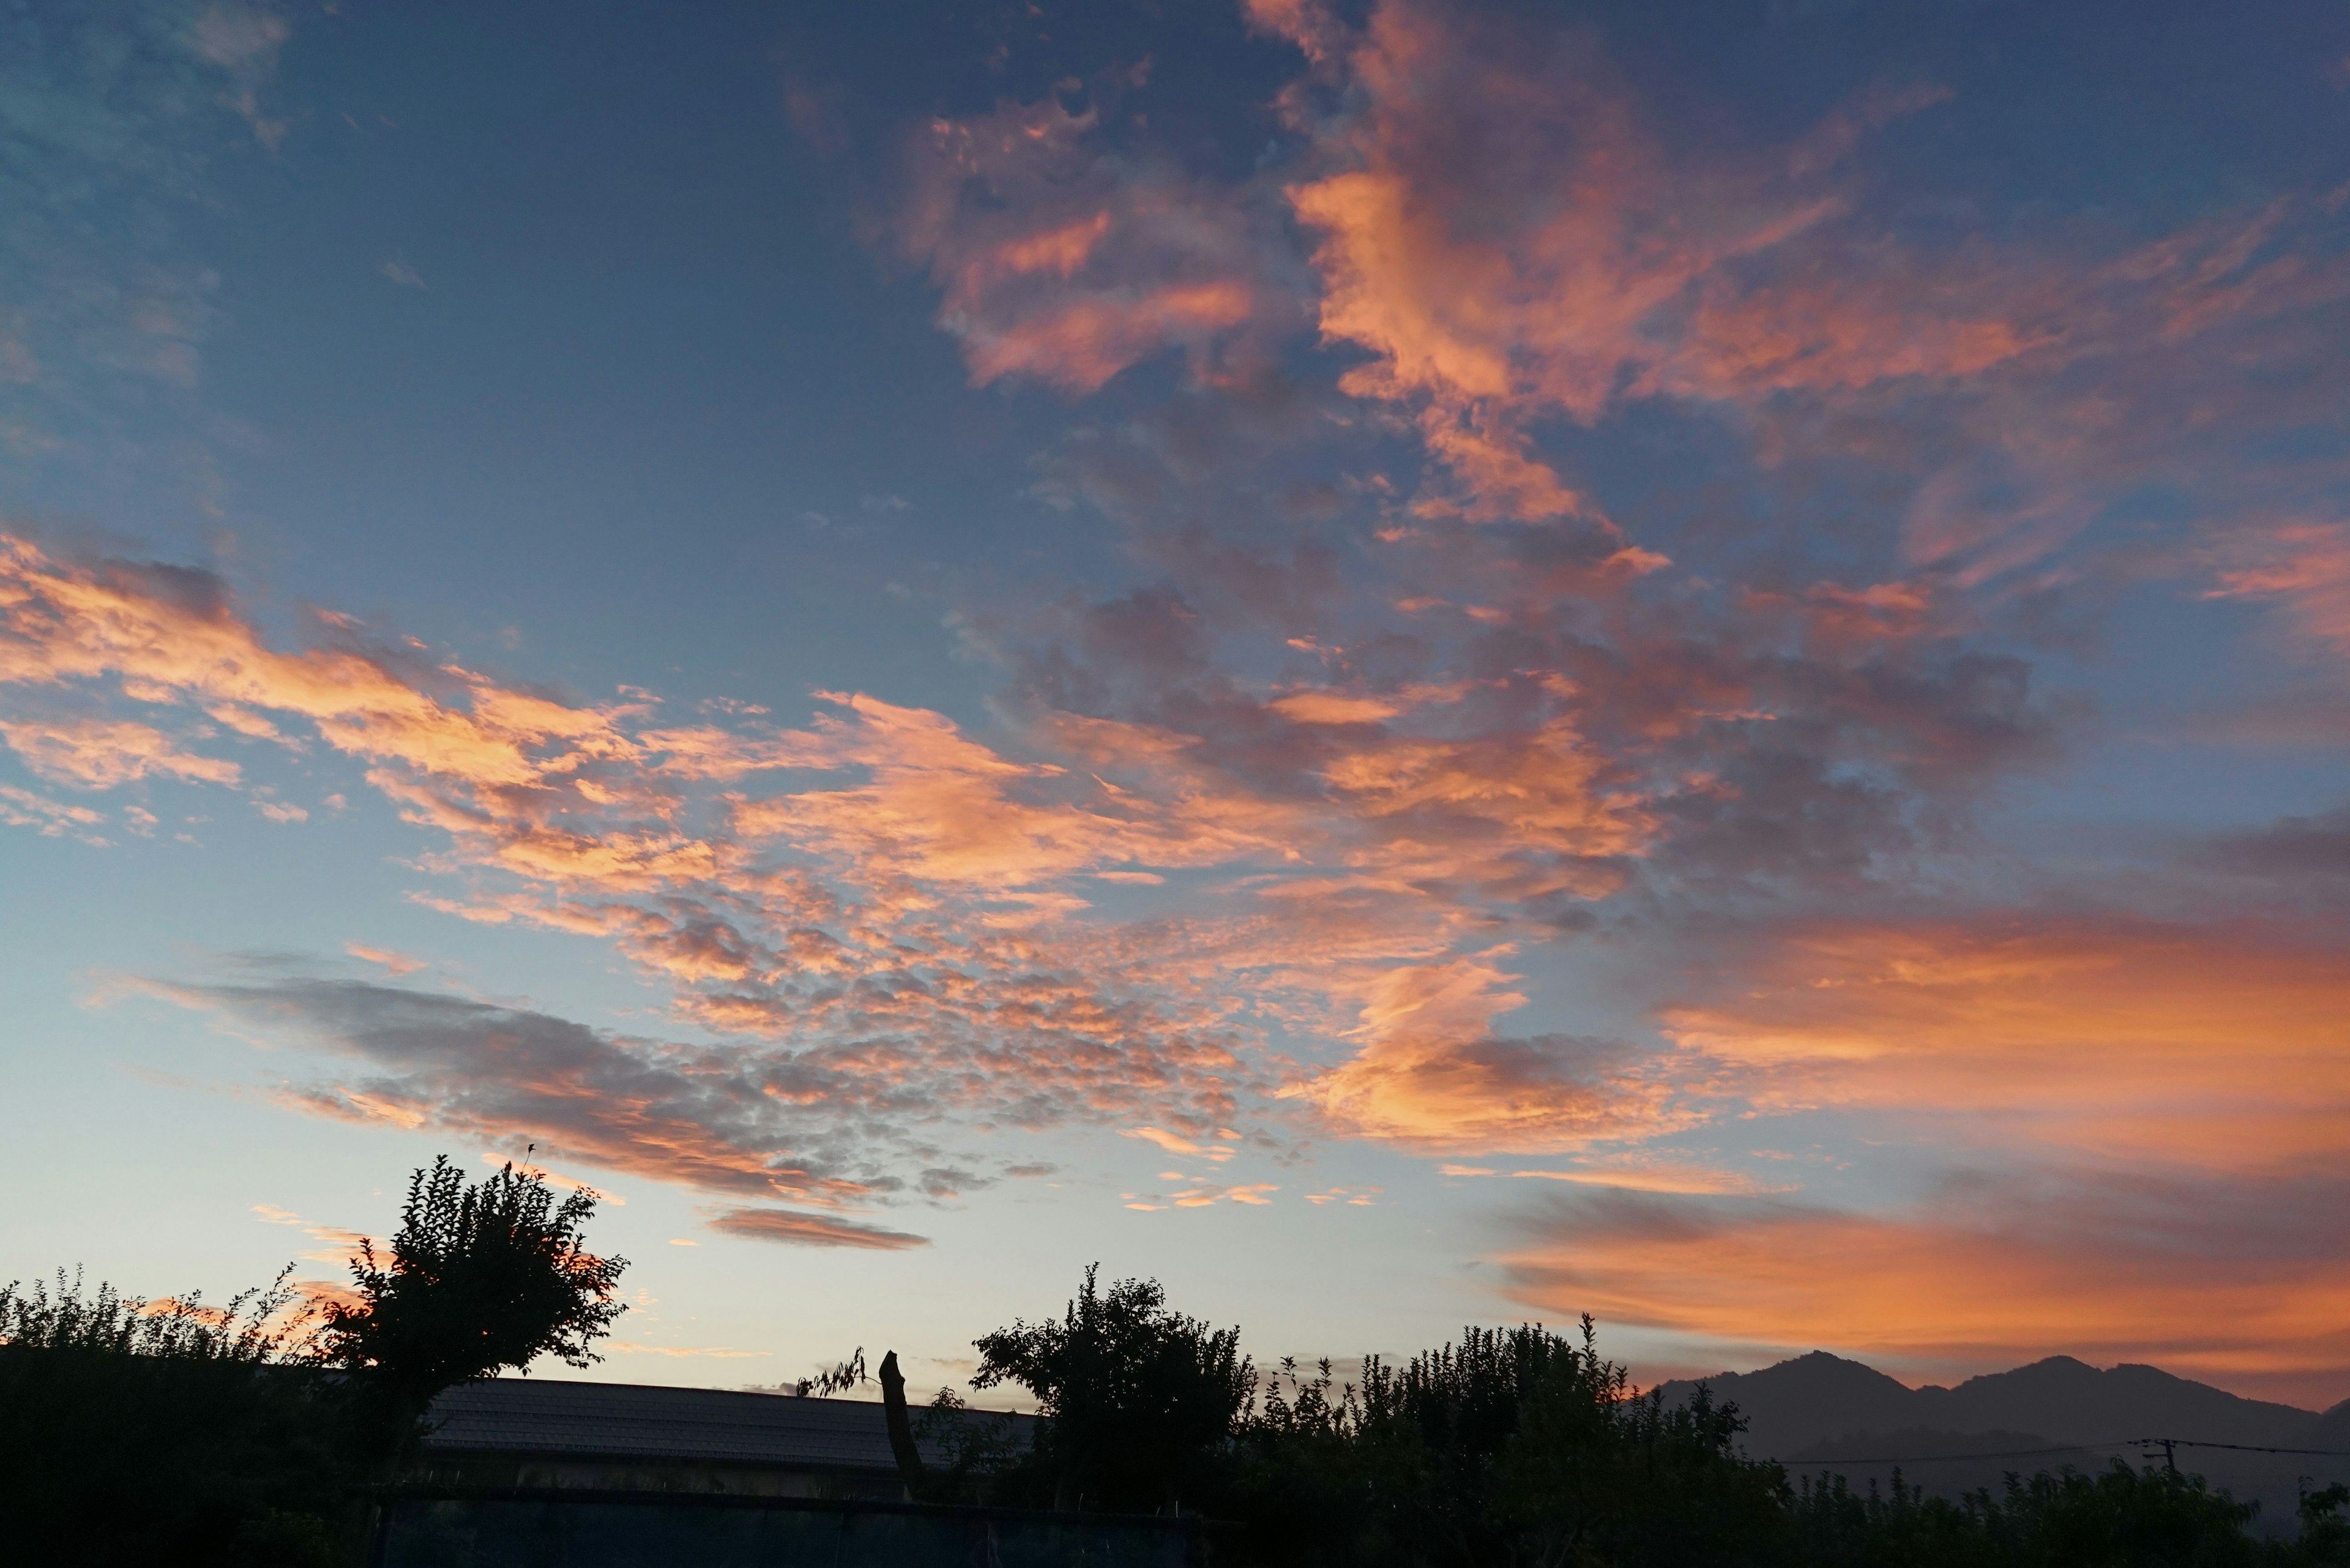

[420,1378,1034,1473]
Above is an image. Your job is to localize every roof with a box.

[421,1378,1035,1473]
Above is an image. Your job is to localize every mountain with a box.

[1919,1357,2318,1449]
[1654,1352,2319,1457]
[1653,1352,2348,1535]
[1654,1351,1924,1458]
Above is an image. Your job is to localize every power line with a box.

[1789,1436,2350,1467]
[2138,1438,2350,1458]
[1792,1441,2130,1466]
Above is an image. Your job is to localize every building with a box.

[416,1378,1037,1500]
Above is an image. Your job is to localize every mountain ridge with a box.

[1652,1351,2328,1456]
[1650,1350,2350,1535]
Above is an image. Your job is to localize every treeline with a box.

[900,1267,2350,1567]
[0,1157,624,1566]
[7,1158,2349,1567]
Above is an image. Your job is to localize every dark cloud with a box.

[143,974,900,1203]
[2204,805,2350,882]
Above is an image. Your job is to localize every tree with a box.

[972,1264,1252,1514]
[318,1155,627,1428]
[0,1267,357,1567]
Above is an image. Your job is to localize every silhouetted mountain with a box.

[1921,1357,2316,1448]
[1652,1351,1920,1458]
[2311,1398,2350,1454]
[1654,1351,2318,1457]
[1653,1351,2350,1536]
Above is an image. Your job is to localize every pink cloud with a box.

[707,1206,929,1250]
[2204,520,2350,659]
[345,943,425,977]
[12,516,2095,1174]
[900,85,1292,393]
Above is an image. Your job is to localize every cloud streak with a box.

[706,1207,930,1251]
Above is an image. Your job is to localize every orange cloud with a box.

[901,89,1283,393]
[1295,954,1687,1152]
[248,1201,375,1270]
[0,715,242,789]
[16,523,2072,1178]
[0,783,106,842]
[961,282,1256,392]
[1121,1180,1278,1210]
[1504,1182,2350,1402]
[0,532,679,887]
[1665,919,2350,1171]
[345,943,425,977]
[477,1151,623,1204]
[1123,1126,1237,1162]
[1277,0,1897,517]
[1455,1164,1778,1197]
[1262,0,2348,580]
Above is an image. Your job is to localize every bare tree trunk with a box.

[878,1351,928,1501]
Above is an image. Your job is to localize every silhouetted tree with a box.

[1497,1322,1786,1566]
[317,1155,627,1436]
[1225,1318,1784,1567]
[1788,1460,2309,1568]
[0,1267,357,1566]
[972,1263,1252,1513]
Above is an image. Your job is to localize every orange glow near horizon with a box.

[1665,920,2350,1171]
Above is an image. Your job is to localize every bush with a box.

[971,1263,1252,1514]
[0,1269,363,1567]
[0,1155,630,1566]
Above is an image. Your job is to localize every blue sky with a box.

[3,0,2348,1406]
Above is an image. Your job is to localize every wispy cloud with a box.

[345,944,425,977]
[706,1206,929,1250]
[144,974,898,1203]
[898,72,1295,392]
[0,716,241,790]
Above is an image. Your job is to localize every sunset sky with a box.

[4,0,2348,1409]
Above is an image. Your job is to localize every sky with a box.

[1,0,2348,1409]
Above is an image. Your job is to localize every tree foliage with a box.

[0,1154,635,1566]
[12,1209,2350,1568]
[0,1268,356,1567]
[1220,1318,1786,1566]
[972,1263,1253,1512]
[316,1154,627,1419]
[0,1263,313,1363]
[1788,1462,2317,1568]
[949,1279,2350,1568]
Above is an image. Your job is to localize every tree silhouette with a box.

[972,1263,1251,1514]
[318,1155,627,1428]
